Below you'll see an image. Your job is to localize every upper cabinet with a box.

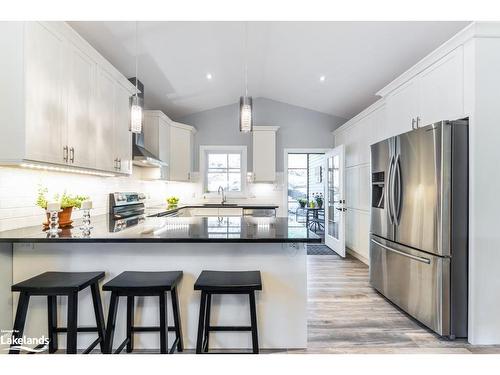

[143,110,171,165]
[252,126,279,182]
[0,22,136,175]
[385,46,464,136]
[169,122,196,182]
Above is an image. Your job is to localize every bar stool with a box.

[194,270,262,354]
[102,271,183,354]
[10,271,106,354]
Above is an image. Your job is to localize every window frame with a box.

[200,145,248,197]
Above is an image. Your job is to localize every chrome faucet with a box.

[218,185,227,204]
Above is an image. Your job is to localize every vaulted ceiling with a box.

[70,21,470,120]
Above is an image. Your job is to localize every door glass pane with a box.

[328,155,340,240]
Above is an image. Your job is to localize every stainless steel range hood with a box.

[129,78,167,168]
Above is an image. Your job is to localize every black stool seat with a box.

[10,271,106,354]
[194,271,262,292]
[194,270,262,354]
[12,271,104,294]
[103,271,184,354]
[103,271,182,292]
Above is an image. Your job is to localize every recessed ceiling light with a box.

[319,75,326,83]
[206,73,213,80]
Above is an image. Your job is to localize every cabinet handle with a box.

[118,158,122,171]
[69,147,75,163]
[411,118,416,129]
[63,146,68,162]
[416,116,421,128]
[114,158,118,170]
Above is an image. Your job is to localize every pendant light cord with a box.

[245,22,248,97]
[135,21,138,98]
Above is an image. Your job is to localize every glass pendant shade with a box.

[239,96,253,133]
[130,95,143,134]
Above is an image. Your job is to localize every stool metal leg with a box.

[195,291,207,354]
[90,283,106,353]
[126,296,134,353]
[47,296,58,353]
[104,292,119,354]
[170,286,183,352]
[159,292,168,354]
[9,292,30,354]
[66,292,78,354]
[203,293,212,352]
[249,291,259,354]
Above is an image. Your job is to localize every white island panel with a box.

[11,242,307,351]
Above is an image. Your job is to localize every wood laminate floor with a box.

[292,254,500,354]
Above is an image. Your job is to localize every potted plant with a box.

[37,186,89,228]
[166,196,180,209]
[297,198,307,208]
[314,193,324,209]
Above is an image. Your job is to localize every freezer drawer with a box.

[369,235,451,336]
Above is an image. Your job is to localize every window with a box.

[201,146,247,195]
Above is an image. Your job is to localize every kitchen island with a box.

[0,214,319,351]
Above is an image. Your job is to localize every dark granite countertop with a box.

[0,214,321,243]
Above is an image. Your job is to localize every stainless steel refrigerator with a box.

[369,120,468,338]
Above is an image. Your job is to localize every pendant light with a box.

[130,21,142,134]
[239,22,253,133]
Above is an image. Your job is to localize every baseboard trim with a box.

[346,247,369,265]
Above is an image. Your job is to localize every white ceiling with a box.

[70,21,470,120]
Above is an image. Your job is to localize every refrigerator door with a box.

[370,137,396,241]
[394,122,451,257]
[370,234,451,336]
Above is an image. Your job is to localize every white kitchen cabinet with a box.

[386,46,464,136]
[169,122,196,181]
[143,110,170,164]
[386,79,419,137]
[418,46,464,125]
[113,82,133,175]
[24,22,66,165]
[95,68,116,172]
[65,42,97,169]
[253,126,279,182]
[0,21,136,175]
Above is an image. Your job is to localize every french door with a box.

[324,145,346,257]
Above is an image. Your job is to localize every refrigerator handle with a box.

[387,155,395,224]
[371,239,431,264]
[394,154,402,225]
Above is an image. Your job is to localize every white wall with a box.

[177,97,345,172]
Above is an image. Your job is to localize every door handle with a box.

[387,155,395,224]
[69,147,75,163]
[371,239,431,264]
[63,146,68,162]
[394,154,402,225]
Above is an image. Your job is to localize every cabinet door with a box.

[253,130,276,182]
[114,82,132,174]
[66,44,97,169]
[386,79,418,137]
[24,22,66,164]
[95,68,116,172]
[170,126,191,181]
[418,46,464,126]
[158,117,170,164]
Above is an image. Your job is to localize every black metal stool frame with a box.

[196,289,259,354]
[104,287,183,354]
[10,279,106,354]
